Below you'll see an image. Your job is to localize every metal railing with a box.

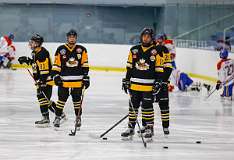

[174,39,214,50]
[174,39,234,53]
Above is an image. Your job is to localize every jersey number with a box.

[225,64,234,76]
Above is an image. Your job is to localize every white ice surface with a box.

[0,69,234,160]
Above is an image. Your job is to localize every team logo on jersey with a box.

[151,49,157,55]
[77,48,82,53]
[136,58,149,70]
[60,49,66,55]
[150,55,155,61]
[66,57,78,67]
[77,54,81,59]
[132,49,138,54]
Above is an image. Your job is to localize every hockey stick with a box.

[205,88,216,99]
[129,99,147,148]
[100,114,128,138]
[205,77,234,100]
[26,68,56,113]
[26,69,50,101]
[69,87,85,136]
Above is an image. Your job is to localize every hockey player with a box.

[163,34,177,69]
[154,34,173,136]
[216,49,234,99]
[18,34,60,127]
[0,44,16,69]
[52,29,90,129]
[0,33,14,50]
[121,28,164,141]
[170,68,203,92]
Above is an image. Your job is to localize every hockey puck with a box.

[102,137,108,140]
[163,146,168,149]
[196,141,201,144]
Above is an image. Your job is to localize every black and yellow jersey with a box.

[31,47,53,85]
[126,44,164,92]
[52,44,89,88]
[161,45,173,69]
[160,44,173,81]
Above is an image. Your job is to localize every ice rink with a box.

[0,69,234,160]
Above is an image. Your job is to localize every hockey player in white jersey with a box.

[216,49,234,99]
[0,33,15,69]
[170,68,203,92]
[0,44,16,68]
[0,33,14,50]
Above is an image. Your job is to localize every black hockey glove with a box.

[18,56,33,65]
[35,80,46,94]
[216,80,222,90]
[53,75,63,86]
[152,80,162,96]
[122,78,130,94]
[36,79,46,89]
[83,75,90,89]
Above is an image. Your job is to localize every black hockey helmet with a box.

[140,27,154,40]
[30,34,44,46]
[140,27,154,46]
[66,29,77,37]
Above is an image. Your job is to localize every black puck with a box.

[102,137,108,140]
[196,141,201,144]
[163,146,168,149]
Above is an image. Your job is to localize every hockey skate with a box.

[75,116,82,131]
[137,126,154,137]
[144,126,154,142]
[163,128,170,137]
[53,116,61,128]
[190,82,202,92]
[121,128,134,140]
[35,115,50,128]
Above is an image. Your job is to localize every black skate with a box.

[121,128,134,140]
[144,126,154,142]
[190,82,201,92]
[137,126,154,137]
[75,116,82,131]
[35,115,50,128]
[163,128,170,137]
[53,116,61,128]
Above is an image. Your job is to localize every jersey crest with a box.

[136,58,149,70]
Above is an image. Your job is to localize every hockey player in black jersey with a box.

[52,29,90,129]
[121,28,164,141]
[154,34,173,135]
[18,34,66,127]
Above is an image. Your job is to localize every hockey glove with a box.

[152,80,162,96]
[54,75,63,86]
[83,75,90,89]
[18,56,33,65]
[122,78,130,94]
[216,80,222,90]
[35,80,46,91]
